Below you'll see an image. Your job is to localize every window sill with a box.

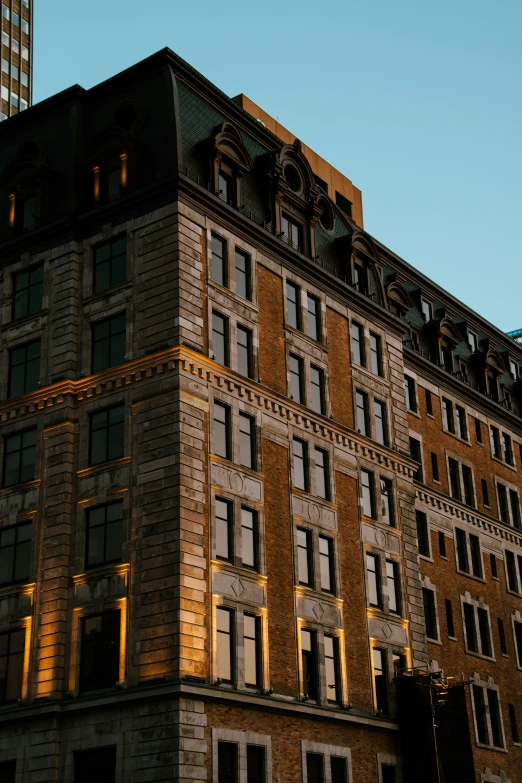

[75,562,129,584]
[426,636,442,646]
[0,478,41,496]
[352,362,390,387]
[83,280,133,307]
[492,575,500,581]
[464,649,496,663]
[407,408,421,420]
[501,653,509,658]
[442,428,471,447]
[2,308,48,332]
[439,555,448,561]
[209,279,258,312]
[285,324,326,351]
[77,456,131,478]
[426,413,435,420]
[455,569,486,584]
[448,635,457,641]
[0,580,34,600]
[419,554,434,564]
[432,479,441,485]
[475,741,507,754]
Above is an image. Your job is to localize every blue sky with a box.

[34,0,522,333]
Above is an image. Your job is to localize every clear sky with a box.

[34,0,522,334]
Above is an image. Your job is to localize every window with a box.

[462,465,475,507]
[234,249,251,301]
[218,169,233,204]
[3,428,36,487]
[381,766,397,783]
[431,452,439,482]
[448,458,461,501]
[216,498,232,562]
[247,746,265,783]
[445,599,455,637]
[241,508,257,569]
[423,587,438,640]
[216,607,233,683]
[468,331,477,352]
[239,414,255,470]
[380,478,394,526]
[372,648,388,713]
[421,298,432,322]
[490,553,498,579]
[425,388,433,416]
[369,333,382,376]
[481,479,489,506]
[404,375,416,412]
[1,57,8,74]
[289,353,304,403]
[213,402,231,460]
[86,502,123,569]
[310,365,326,415]
[13,264,43,318]
[2,4,9,20]
[503,433,514,466]
[22,45,29,61]
[297,528,313,586]
[281,214,302,252]
[331,757,348,783]
[355,390,369,436]
[472,685,489,745]
[0,629,24,703]
[455,406,467,440]
[374,400,388,446]
[386,560,400,613]
[490,426,502,459]
[314,448,330,501]
[498,618,507,655]
[324,635,340,703]
[307,294,321,341]
[306,754,324,783]
[416,511,430,557]
[293,439,309,492]
[12,65,19,81]
[487,689,504,748]
[351,322,364,366]
[89,406,124,466]
[409,437,423,482]
[79,611,120,692]
[442,398,454,433]
[21,18,29,34]
[237,325,253,378]
[211,234,227,287]
[510,490,521,529]
[366,553,381,608]
[93,237,126,293]
[455,528,469,573]
[506,551,519,592]
[514,620,522,667]
[478,608,492,657]
[508,704,519,744]
[21,71,28,88]
[217,742,237,783]
[497,483,510,524]
[301,629,318,699]
[286,281,301,330]
[475,418,482,443]
[12,11,19,26]
[212,311,229,367]
[0,521,31,585]
[469,534,483,577]
[92,314,126,373]
[319,535,334,593]
[244,614,260,688]
[353,263,367,295]
[0,761,16,783]
[438,531,446,558]
[8,340,40,398]
[74,747,116,783]
[361,469,376,519]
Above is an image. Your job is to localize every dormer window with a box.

[218,168,233,205]
[210,122,252,211]
[421,299,432,323]
[353,262,368,295]
[468,331,477,352]
[93,151,129,204]
[281,213,302,252]
[509,360,518,380]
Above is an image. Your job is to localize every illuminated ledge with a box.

[77,456,132,479]
[72,562,130,586]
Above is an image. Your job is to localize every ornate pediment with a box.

[211,121,252,172]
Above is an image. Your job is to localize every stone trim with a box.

[376,752,403,783]
[212,728,272,783]
[300,740,353,783]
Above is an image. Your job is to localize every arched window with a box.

[89,106,141,205]
[1,140,43,234]
[210,122,252,209]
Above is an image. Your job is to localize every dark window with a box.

[310,365,326,416]
[497,483,510,524]
[503,433,514,466]
[235,249,251,301]
[498,618,507,655]
[455,406,467,440]
[307,294,321,341]
[0,521,31,585]
[314,448,330,501]
[218,170,233,205]
[423,588,438,640]
[404,376,416,412]
[9,339,40,398]
[455,528,469,573]
[351,322,365,366]
[374,400,388,446]
[448,458,461,502]
[431,452,439,482]
[89,405,124,466]
[442,398,454,433]
[216,498,232,562]
[301,629,318,699]
[367,553,381,608]
[373,648,388,713]
[13,264,43,318]
[355,390,369,437]
[212,311,229,367]
[218,742,237,783]
[281,214,302,252]
[293,438,309,492]
[506,550,519,592]
[213,402,231,460]
[510,490,521,530]
[488,688,504,747]
[463,603,478,652]
[297,528,313,586]
[490,553,498,579]
[216,607,233,682]
[472,685,489,744]
[86,502,123,569]
[421,299,432,322]
[93,238,126,295]
[490,426,502,459]
[335,191,352,218]
[319,535,334,593]
[0,761,16,783]
[211,234,227,287]
[462,465,475,507]
[92,314,126,373]
[509,704,520,744]
[3,428,36,487]
[381,766,397,783]
[380,478,394,526]
[438,531,446,557]
[244,614,260,688]
[246,746,265,783]
[331,757,347,783]
[425,388,433,415]
[74,747,117,783]
[481,479,489,506]
[286,281,301,330]
[361,469,376,519]
[445,599,455,637]
[324,635,340,703]
[369,333,382,376]
[79,611,120,692]
[469,534,482,577]
[237,325,253,378]
[416,511,430,557]
[289,353,304,403]
[306,753,324,783]
[478,608,492,657]
[353,263,367,295]
[514,621,522,667]
[0,629,24,703]
[474,418,482,443]
[409,437,423,482]
[239,413,255,470]
[241,507,257,569]
[386,560,400,613]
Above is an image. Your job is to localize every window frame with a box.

[88,404,125,467]
[92,235,127,295]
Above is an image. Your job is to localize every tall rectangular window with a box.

[0,521,31,585]
[314,448,330,501]
[488,689,504,748]
[89,406,124,466]
[425,388,433,415]
[3,428,37,487]
[353,263,367,294]
[74,747,117,783]
[514,621,522,667]
[366,553,381,608]
[448,458,461,501]
[293,438,309,492]
[281,214,302,252]
[241,507,257,569]
[244,614,260,688]
[490,426,502,459]
[463,603,478,652]
[93,237,126,293]
[381,766,397,783]
[331,758,348,783]
[472,685,488,745]
[361,469,375,519]
[374,400,388,446]
[409,437,423,482]
[423,588,438,640]
[237,325,253,379]
[218,170,233,204]
[212,311,229,367]
[416,511,430,557]
[510,490,521,530]
[503,433,514,466]
[373,648,388,713]
[490,553,498,578]
[213,402,231,460]
[0,629,24,704]
[234,249,251,301]
[498,618,507,655]
[286,281,301,330]
[386,560,400,613]
[306,754,324,783]
[289,353,304,404]
[455,406,467,440]
[216,607,233,683]
[469,534,482,577]
[445,599,455,637]
[431,452,439,482]
[455,528,469,573]
[478,607,492,657]
[0,761,16,783]
[13,264,43,318]
[239,414,255,470]
[86,501,123,568]
[310,365,326,416]
[9,340,40,397]
[297,528,313,586]
[481,479,490,506]
[301,629,317,700]
[216,498,232,562]
[369,333,382,376]
[506,550,519,592]
[307,294,321,341]
[351,322,365,366]
[475,418,482,443]
[355,390,369,437]
[319,535,334,593]
[404,375,416,412]
[438,531,446,557]
[380,478,394,526]
[211,234,227,287]
[218,742,238,783]
[442,398,454,433]
[247,746,265,783]
[421,298,432,322]
[79,611,120,692]
[92,314,126,373]
[462,465,475,507]
[324,635,340,703]
[509,704,520,744]
[497,483,510,524]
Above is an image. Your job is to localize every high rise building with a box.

[1,0,32,121]
[0,48,520,783]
